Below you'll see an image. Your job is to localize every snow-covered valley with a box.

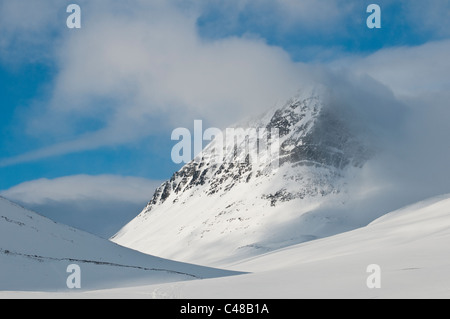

[2,193,450,298]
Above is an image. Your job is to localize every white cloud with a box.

[324,39,450,210]
[1,0,310,166]
[1,0,449,168]
[1,175,162,238]
[333,40,450,97]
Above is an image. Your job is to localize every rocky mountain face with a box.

[112,87,373,266]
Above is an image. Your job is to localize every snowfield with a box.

[2,194,450,298]
[0,196,238,292]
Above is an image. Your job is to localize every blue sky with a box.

[0,0,449,236]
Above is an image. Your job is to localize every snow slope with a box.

[0,196,238,291]
[146,193,450,298]
[4,193,450,298]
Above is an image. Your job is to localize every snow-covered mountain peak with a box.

[112,87,374,265]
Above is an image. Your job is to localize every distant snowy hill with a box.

[0,196,236,291]
[112,87,377,265]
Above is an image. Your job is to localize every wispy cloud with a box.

[0,0,62,64]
